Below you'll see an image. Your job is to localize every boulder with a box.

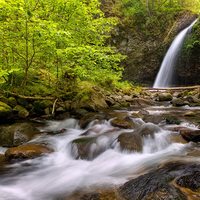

[179,128,200,142]
[130,98,154,107]
[5,144,53,160]
[0,123,40,147]
[110,118,134,129]
[118,132,143,152]
[71,137,98,160]
[171,98,184,106]
[119,162,190,200]
[158,93,173,101]
[8,97,17,108]
[34,100,53,113]
[71,87,108,111]
[0,101,14,123]
[165,116,181,125]
[78,113,106,129]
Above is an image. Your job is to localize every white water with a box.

[0,111,197,200]
[153,19,198,88]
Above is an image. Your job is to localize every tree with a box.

[0,0,125,92]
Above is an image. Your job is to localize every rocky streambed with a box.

[1,88,200,199]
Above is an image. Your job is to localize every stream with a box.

[0,102,200,199]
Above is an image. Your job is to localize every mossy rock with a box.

[165,116,181,125]
[5,144,53,160]
[18,109,29,118]
[71,87,108,111]
[8,97,17,108]
[0,123,40,147]
[17,98,29,107]
[0,101,14,123]
[0,96,8,104]
[34,100,53,113]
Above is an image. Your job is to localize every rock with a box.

[185,96,200,103]
[18,109,29,119]
[78,113,106,129]
[74,109,89,119]
[122,88,131,95]
[123,95,133,102]
[0,96,8,104]
[158,93,173,101]
[165,116,181,125]
[130,98,154,107]
[71,137,98,160]
[71,87,108,111]
[176,165,200,192]
[138,110,150,115]
[105,96,115,106]
[183,111,195,116]
[34,100,53,113]
[0,101,14,123]
[118,132,143,152]
[64,100,71,111]
[119,162,189,200]
[5,144,53,160]
[171,98,184,106]
[13,105,29,118]
[179,128,200,142]
[0,123,40,147]
[8,97,17,108]
[110,118,134,129]
[17,98,29,107]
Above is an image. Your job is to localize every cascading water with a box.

[0,104,200,199]
[153,19,198,88]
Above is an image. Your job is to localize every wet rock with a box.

[130,98,154,107]
[171,98,184,106]
[71,87,108,111]
[0,123,40,147]
[5,144,53,160]
[136,123,160,138]
[169,134,188,144]
[179,128,200,142]
[73,109,89,119]
[131,112,143,119]
[110,119,134,129]
[158,93,173,101]
[176,165,200,192]
[119,162,190,200]
[78,113,106,129]
[118,131,143,152]
[0,101,14,123]
[165,116,181,125]
[185,96,200,104]
[71,137,98,160]
[138,110,150,115]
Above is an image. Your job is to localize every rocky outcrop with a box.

[108,11,197,86]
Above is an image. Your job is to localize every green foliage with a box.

[0,0,125,93]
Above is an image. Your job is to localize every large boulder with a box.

[5,144,53,160]
[118,131,143,152]
[158,93,173,101]
[130,98,154,107]
[0,101,14,123]
[0,123,40,147]
[71,87,108,111]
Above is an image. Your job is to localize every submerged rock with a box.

[5,144,53,160]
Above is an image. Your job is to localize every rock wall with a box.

[108,11,197,86]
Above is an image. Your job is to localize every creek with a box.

[0,101,200,199]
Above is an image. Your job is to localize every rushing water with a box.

[153,19,198,88]
[0,104,200,200]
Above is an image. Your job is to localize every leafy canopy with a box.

[0,0,125,93]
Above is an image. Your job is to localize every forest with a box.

[0,0,200,97]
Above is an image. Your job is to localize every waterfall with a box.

[153,19,198,88]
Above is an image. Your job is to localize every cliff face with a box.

[107,11,197,86]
